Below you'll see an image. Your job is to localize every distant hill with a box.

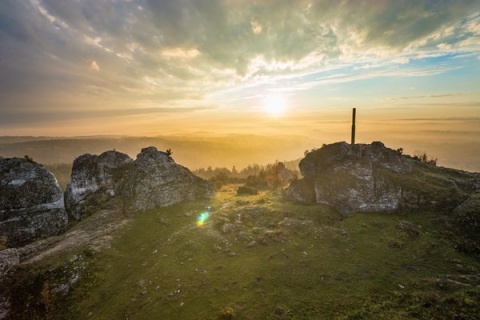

[0,135,314,170]
[1,135,479,172]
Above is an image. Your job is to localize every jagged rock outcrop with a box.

[0,157,68,248]
[65,150,133,220]
[65,147,214,218]
[120,147,215,211]
[284,141,479,215]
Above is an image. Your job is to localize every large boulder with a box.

[283,178,315,203]
[65,147,214,217]
[65,150,133,220]
[453,193,480,232]
[120,147,215,211]
[285,142,479,215]
[0,157,68,248]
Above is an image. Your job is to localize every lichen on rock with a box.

[65,147,214,218]
[0,157,68,248]
[120,147,215,211]
[284,141,479,215]
[64,150,133,220]
[0,248,19,277]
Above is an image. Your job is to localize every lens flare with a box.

[197,212,210,227]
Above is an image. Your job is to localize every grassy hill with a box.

[5,186,479,319]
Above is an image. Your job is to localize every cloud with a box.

[391,92,479,100]
[0,0,479,132]
[250,20,262,35]
[161,47,201,59]
[89,60,99,71]
[0,104,213,126]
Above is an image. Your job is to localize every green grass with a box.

[8,185,480,319]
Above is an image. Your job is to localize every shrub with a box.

[219,307,234,319]
[414,152,437,166]
[237,186,258,195]
[245,170,268,190]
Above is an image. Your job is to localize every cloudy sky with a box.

[0,0,479,138]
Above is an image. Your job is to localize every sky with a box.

[0,0,479,143]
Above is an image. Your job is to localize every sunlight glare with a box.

[197,211,210,227]
[264,95,287,117]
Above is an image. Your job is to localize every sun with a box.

[263,95,287,117]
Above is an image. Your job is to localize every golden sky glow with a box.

[0,1,479,169]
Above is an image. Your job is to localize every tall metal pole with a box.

[351,108,356,145]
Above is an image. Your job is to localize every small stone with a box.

[221,223,233,234]
[396,220,421,236]
[436,279,445,288]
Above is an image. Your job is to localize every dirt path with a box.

[20,206,131,265]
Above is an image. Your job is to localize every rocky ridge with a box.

[284,141,480,215]
[0,147,213,271]
[65,147,215,220]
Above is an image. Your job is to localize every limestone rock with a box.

[65,147,214,216]
[282,179,315,203]
[453,193,480,232]
[65,150,133,220]
[120,147,215,211]
[0,157,67,248]
[285,142,479,215]
[0,294,10,320]
[0,248,19,277]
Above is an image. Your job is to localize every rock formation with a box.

[65,147,214,219]
[284,142,480,215]
[453,193,480,224]
[0,157,68,248]
[120,147,215,211]
[65,150,133,220]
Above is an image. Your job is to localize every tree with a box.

[414,151,437,166]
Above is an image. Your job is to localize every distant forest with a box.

[44,159,301,192]
[193,160,300,191]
